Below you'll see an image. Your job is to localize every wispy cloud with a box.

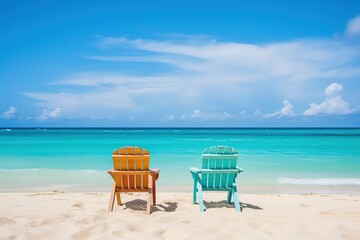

[175,109,246,121]
[1,106,17,119]
[38,108,61,121]
[23,88,138,118]
[346,15,360,36]
[23,19,360,123]
[96,36,360,82]
[164,114,176,121]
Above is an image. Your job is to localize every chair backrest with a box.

[112,146,150,170]
[202,146,238,169]
[111,146,150,189]
[201,146,239,189]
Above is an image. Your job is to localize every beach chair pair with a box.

[107,146,243,214]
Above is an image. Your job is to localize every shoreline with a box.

[1,192,359,239]
[2,127,360,129]
[1,168,360,195]
[1,185,360,195]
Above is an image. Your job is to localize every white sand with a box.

[0,192,359,240]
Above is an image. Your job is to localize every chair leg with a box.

[146,188,152,215]
[227,191,232,204]
[108,183,116,212]
[193,179,197,204]
[152,178,156,205]
[232,184,241,212]
[197,182,205,212]
[116,192,121,205]
[149,174,156,205]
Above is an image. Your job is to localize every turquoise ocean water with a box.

[0,128,360,194]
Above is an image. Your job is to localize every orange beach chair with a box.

[107,146,160,214]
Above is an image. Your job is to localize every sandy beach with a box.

[0,192,359,240]
[2,0,360,238]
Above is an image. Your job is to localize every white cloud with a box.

[19,115,32,120]
[24,88,138,118]
[177,109,246,121]
[97,37,128,48]
[1,106,17,119]
[220,112,230,120]
[253,109,263,117]
[263,100,295,118]
[38,108,61,121]
[280,100,295,116]
[325,82,343,97]
[24,29,360,121]
[304,83,355,116]
[95,36,360,82]
[346,15,360,36]
[164,114,175,121]
[190,109,202,119]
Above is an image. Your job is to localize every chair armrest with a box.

[236,167,244,172]
[108,170,152,175]
[190,167,201,173]
[150,168,160,181]
[200,169,241,174]
[190,167,201,182]
[150,168,160,174]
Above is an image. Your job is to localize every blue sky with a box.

[1,0,360,127]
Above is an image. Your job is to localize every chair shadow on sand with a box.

[241,202,263,210]
[123,199,261,212]
[203,200,263,211]
[123,199,178,213]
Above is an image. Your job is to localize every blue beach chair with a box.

[190,146,244,212]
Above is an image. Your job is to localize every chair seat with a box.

[202,187,232,191]
[115,187,150,192]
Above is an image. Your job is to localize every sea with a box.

[0,128,359,194]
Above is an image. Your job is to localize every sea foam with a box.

[278,178,360,186]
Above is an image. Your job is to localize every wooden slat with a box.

[208,173,214,188]
[202,188,232,191]
[201,172,208,188]
[115,188,149,193]
[203,146,238,155]
[109,170,152,175]
[214,173,221,188]
[118,146,149,155]
[227,173,236,187]
[209,158,215,169]
[112,155,150,159]
[200,169,240,174]
[109,171,151,190]
[221,173,228,187]
[201,157,209,169]
[230,158,236,168]
[202,154,239,158]
[112,156,150,170]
